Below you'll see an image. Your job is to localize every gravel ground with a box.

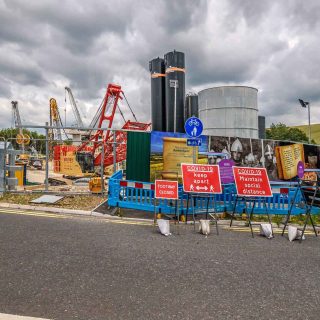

[0,193,104,211]
[0,210,319,320]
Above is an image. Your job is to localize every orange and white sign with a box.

[181,163,222,193]
[155,180,179,199]
[233,167,272,197]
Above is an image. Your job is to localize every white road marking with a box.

[0,208,152,225]
[0,313,50,320]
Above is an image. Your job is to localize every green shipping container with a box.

[126,131,151,182]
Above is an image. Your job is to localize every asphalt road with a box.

[0,209,320,320]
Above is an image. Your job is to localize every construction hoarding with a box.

[148,131,320,182]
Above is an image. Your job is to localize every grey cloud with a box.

[159,0,208,32]
[0,2,44,47]
[289,1,320,31]
[0,0,319,131]
[225,0,274,28]
[3,0,135,54]
[256,35,320,126]
[0,77,12,96]
[0,46,47,86]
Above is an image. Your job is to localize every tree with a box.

[0,128,46,153]
[266,123,316,144]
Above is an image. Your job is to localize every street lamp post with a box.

[298,99,311,144]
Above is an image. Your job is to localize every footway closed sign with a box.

[233,167,272,197]
[181,163,222,193]
[155,180,178,199]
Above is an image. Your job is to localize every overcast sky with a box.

[1,0,319,130]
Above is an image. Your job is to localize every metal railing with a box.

[108,171,318,216]
[0,128,128,195]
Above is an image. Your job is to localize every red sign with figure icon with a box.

[181,163,222,193]
[155,180,179,199]
[233,167,272,197]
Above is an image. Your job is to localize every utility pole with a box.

[308,102,311,144]
[170,79,179,133]
[298,99,311,144]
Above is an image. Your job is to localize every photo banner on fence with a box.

[149,130,320,182]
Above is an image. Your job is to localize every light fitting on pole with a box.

[298,98,311,144]
[298,99,309,108]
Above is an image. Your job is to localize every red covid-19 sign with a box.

[181,163,222,193]
[233,167,272,197]
[155,180,178,199]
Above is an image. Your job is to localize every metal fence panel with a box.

[108,171,320,216]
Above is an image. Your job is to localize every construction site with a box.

[3,2,320,319]
[0,82,151,200]
[1,49,320,215]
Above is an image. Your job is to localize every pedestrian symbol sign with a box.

[187,138,202,146]
[184,116,203,138]
[181,163,222,193]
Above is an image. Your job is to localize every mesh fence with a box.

[1,133,127,195]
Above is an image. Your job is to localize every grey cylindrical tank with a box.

[164,50,185,133]
[258,115,266,139]
[198,86,258,138]
[185,94,198,121]
[149,57,166,131]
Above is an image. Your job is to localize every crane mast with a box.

[49,98,63,141]
[11,101,30,149]
[77,83,151,168]
[65,87,84,128]
[11,101,22,134]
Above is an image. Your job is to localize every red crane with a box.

[78,83,150,168]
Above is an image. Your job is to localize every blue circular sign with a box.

[184,117,203,138]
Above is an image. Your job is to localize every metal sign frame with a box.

[230,167,274,238]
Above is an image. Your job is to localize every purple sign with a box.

[219,159,235,184]
[297,161,305,178]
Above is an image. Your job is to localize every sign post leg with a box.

[153,198,158,227]
[215,211,219,235]
[207,195,219,235]
[185,193,190,224]
[175,199,180,235]
[300,186,318,242]
[192,146,196,164]
[300,207,311,242]
[176,199,179,223]
[210,195,219,235]
[206,196,209,220]
[300,208,317,242]
[310,214,318,238]
[192,195,197,232]
[247,198,256,238]
[230,195,239,227]
[281,182,300,236]
[263,198,274,237]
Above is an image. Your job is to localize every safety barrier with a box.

[108,171,319,216]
